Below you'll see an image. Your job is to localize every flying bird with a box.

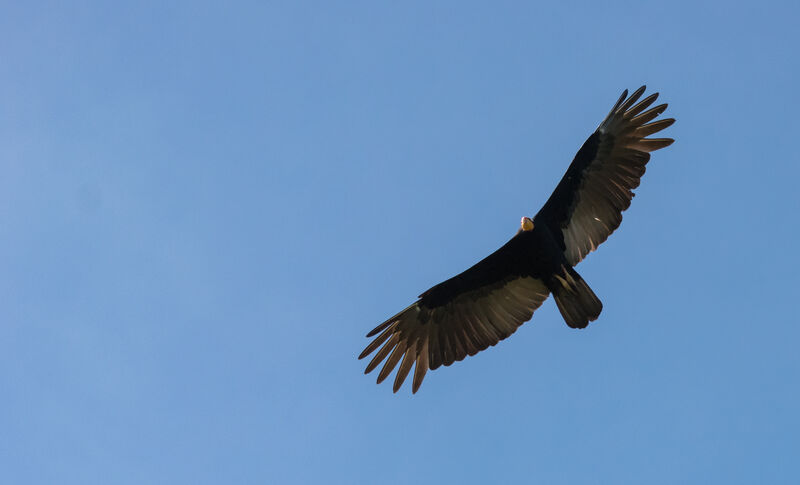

[360,86,675,393]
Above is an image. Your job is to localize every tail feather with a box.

[551,266,602,329]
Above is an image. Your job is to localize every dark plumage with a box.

[360,86,675,393]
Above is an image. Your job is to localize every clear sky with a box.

[2,1,799,484]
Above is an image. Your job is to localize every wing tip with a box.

[655,137,675,147]
[610,89,629,113]
[659,117,676,128]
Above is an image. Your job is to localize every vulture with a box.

[360,86,675,393]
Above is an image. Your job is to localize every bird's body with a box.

[360,86,675,393]
[420,224,562,308]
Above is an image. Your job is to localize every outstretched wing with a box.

[359,239,550,393]
[534,86,675,265]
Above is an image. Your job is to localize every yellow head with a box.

[520,216,534,232]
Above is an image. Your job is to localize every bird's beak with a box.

[520,217,534,232]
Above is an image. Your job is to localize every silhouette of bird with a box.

[360,86,675,393]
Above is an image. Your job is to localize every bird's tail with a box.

[550,266,603,329]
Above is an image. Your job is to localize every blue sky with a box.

[2,1,799,483]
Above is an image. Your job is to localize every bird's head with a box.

[520,216,534,232]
